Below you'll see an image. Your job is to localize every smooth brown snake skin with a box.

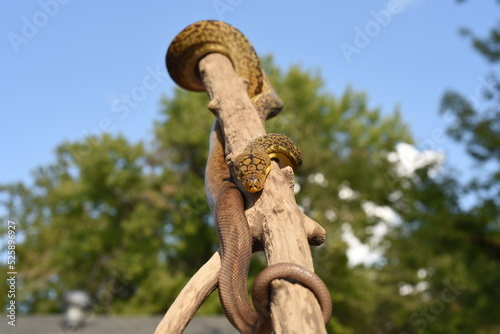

[167,20,332,333]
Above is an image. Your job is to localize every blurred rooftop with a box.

[1,315,237,334]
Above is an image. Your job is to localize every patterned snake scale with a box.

[234,133,302,193]
[166,20,332,333]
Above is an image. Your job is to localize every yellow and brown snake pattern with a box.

[166,20,331,333]
[234,133,302,193]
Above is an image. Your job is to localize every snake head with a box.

[234,151,272,193]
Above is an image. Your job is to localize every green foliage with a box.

[261,56,413,333]
[1,56,414,329]
[2,43,497,332]
[2,7,498,332]
[153,88,217,273]
[4,3,498,330]
[370,3,500,332]
[1,135,182,313]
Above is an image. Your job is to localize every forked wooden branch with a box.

[155,53,327,333]
[203,53,327,333]
[154,252,219,333]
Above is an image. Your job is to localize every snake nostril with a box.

[244,176,263,193]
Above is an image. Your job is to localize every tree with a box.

[371,2,500,332]
[1,135,190,314]
[1,58,414,332]
[153,56,414,332]
[261,58,413,333]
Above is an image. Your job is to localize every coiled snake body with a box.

[167,20,331,333]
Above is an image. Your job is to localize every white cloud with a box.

[399,283,414,296]
[341,223,383,267]
[362,200,400,246]
[325,209,337,222]
[339,141,444,267]
[293,183,301,194]
[341,201,401,267]
[387,142,444,178]
[417,268,428,279]
[338,182,359,201]
[362,200,399,225]
[308,172,328,187]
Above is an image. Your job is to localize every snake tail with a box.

[252,263,333,325]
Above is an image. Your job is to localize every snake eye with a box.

[234,167,243,179]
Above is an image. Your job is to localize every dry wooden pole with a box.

[155,51,328,334]
[199,53,328,334]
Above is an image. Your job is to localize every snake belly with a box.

[206,121,258,333]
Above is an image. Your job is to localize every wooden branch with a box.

[154,252,220,334]
[199,53,327,333]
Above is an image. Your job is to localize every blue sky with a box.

[1,0,497,186]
